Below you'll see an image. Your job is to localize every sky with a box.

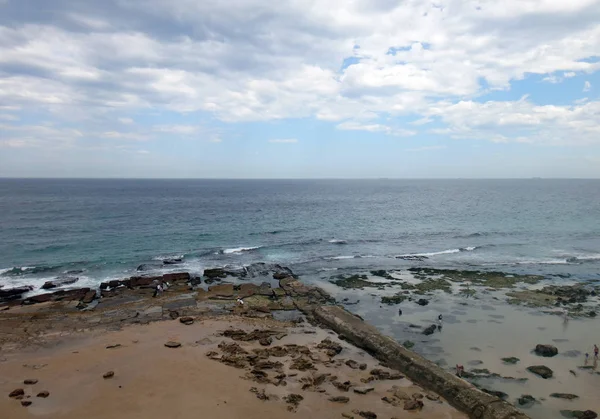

[0,0,599,178]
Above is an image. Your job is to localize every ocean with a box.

[1,178,600,291]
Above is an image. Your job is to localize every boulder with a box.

[416,299,429,306]
[21,401,32,407]
[208,284,234,298]
[164,341,182,348]
[179,316,194,325]
[24,379,38,385]
[422,325,437,335]
[137,263,161,271]
[41,276,79,289]
[82,290,97,304]
[163,272,190,282]
[52,288,91,301]
[534,344,558,357]
[527,365,553,379]
[328,396,350,403]
[517,395,536,406]
[103,371,115,379]
[36,391,49,398]
[404,399,424,410]
[9,388,25,398]
[203,268,229,279]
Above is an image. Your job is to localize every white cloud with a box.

[137,149,150,154]
[118,117,134,124]
[268,138,298,143]
[584,81,592,92]
[337,121,415,136]
[0,113,19,121]
[426,98,600,145]
[0,0,598,145]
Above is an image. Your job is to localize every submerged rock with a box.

[381,294,407,305]
[331,274,386,290]
[415,298,429,306]
[0,286,33,302]
[527,365,553,379]
[482,388,508,400]
[502,357,520,364]
[534,344,558,357]
[422,325,437,335]
[550,393,579,400]
[517,394,536,406]
[41,276,79,289]
[560,411,598,419]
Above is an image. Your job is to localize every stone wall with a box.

[312,305,530,419]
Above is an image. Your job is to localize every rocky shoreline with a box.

[1,264,599,419]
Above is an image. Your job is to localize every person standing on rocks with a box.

[152,279,163,298]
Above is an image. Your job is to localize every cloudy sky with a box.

[0,0,599,178]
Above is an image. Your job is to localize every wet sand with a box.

[0,316,466,419]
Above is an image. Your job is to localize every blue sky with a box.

[1,0,599,178]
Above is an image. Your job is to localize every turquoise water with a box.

[1,179,600,290]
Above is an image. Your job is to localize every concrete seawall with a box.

[312,305,531,419]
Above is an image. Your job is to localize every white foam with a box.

[223,246,261,254]
[152,254,184,261]
[329,239,347,244]
[0,268,11,275]
[325,255,356,260]
[397,247,478,258]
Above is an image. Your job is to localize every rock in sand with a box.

[37,391,50,398]
[103,371,115,379]
[24,379,38,385]
[164,341,182,348]
[534,344,558,357]
[9,388,25,398]
[179,316,194,325]
[527,365,553,379]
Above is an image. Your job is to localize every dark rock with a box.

[130,276,161,287]
[164,341,181,348]
[346,359,360,369]
[41,276,79,289]
[329,396,350,403]
[100,279,129,290]
[283,393,303,406]
[331,380,352,392]
[26,293,52,303]
[502,357,520,364]
[103,371,115,379]
[316,338,343,357]
[527,365,553,379]
[82,290,96,304]
[370,369,403,380]
[358,411,377,419]
[416,299,429,306]
[106,344,122,349]
[203,268,229,279]
[273,271,289,280]
[163,258,183,265]
[36,391,49,398]
[422,325,437,335]
[162,272,190,282]
[259,337,272,346]
[403,399,424,410]
[9,388,25,398]
[353,386,374,395]
[21,400,32,407]
[137,263,161,271]
[24,379,38,385]
[179,316,194,325]
[534,344,558,357]
[0,286,33,302]
[403,340,415,349]
[518,395,536,406]
[290,357,314,371]
[550,393,579,400]
[482,388,508,400]
[561,411,598,419]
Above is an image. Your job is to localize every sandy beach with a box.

[1,315,465,419]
